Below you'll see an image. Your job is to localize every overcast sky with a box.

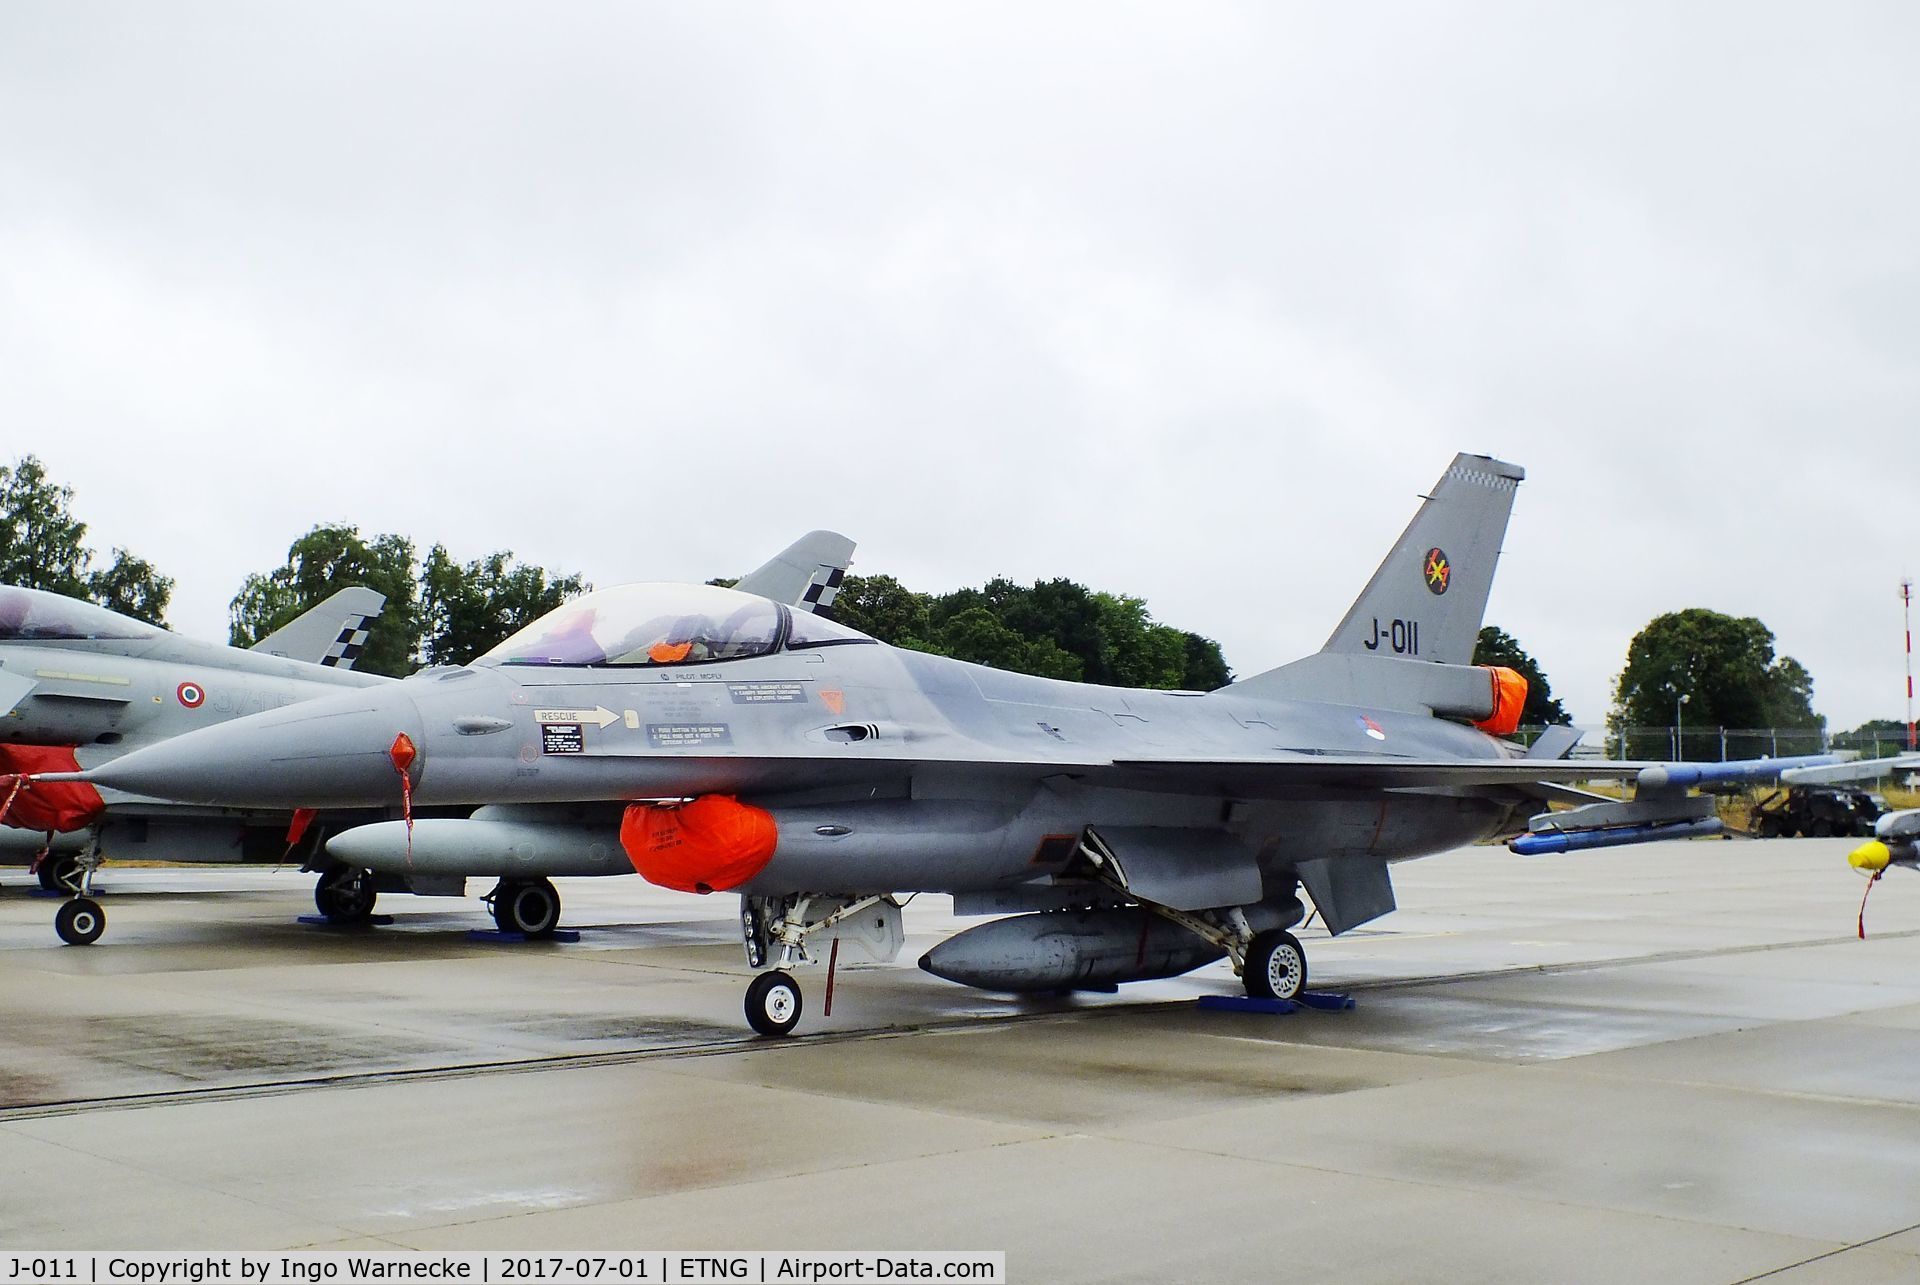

[2,3,1915,731]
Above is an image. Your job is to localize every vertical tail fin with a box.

[734,531,856,614]
[1225,453,1524,712]
[1323,453,1524,665]
[249,586,386,669]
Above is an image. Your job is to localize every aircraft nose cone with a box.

[88,685,425,809]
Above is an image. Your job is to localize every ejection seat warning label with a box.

[541,723,584,754]
[647,723,733,748]
[728,681,806,704]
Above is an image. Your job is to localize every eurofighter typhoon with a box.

[63,454,1848,1034]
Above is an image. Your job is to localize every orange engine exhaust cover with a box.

[1474,666,1529,737]
[620,794,778,894]
[0,744,106,833]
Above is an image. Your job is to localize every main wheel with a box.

[1245,929,1307,1001]
[38,854,83,895]
[55,896,105,946]
[492,878,561,937]
[314,868,377,923]
[745,970,803,1037]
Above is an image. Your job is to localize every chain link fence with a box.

[1508,725,1918,763]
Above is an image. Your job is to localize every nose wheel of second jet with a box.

[745,970,803,1037]
[55,896,106,946]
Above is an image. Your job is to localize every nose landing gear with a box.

[737,892,903,1037]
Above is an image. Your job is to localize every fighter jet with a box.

[66,454,1842,1035]
[0,533,857,944]
[0,584,388,942]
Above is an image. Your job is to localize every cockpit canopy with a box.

[0,586,161,643]
[477,582,870,669]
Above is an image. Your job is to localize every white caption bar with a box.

[1,1255,1006,1285]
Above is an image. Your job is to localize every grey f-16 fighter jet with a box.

[67,454,1842,1034]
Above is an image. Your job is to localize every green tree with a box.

[1180,631,1233,691]
[1472,625,1571,725]
[420,546,588,666]
[0,455,172,625]
[231,525,420,676]
[1608,609,1822,760]
[87,548,174,627]
[829,574,938,649]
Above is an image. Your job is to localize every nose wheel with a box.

[745,970,803,1037]
[55,896,105,946]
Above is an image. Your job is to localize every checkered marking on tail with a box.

[321,619,373,668]
[798,566,845,613]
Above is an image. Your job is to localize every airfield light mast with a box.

[1904,577,1916,752]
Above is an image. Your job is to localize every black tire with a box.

[55,896,105,946]
[1245,929,1308,1001]
[38,854,83,895]
[745,970,803,1037]
[314,868,377,923]
[1755,815,1783,839]
[492,878,561,937]
[1808,818,1832,838]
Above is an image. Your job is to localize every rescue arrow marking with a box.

[535,706,619,729]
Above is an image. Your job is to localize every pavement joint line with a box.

[1732,1219,1920,1281]
[0,1005,1142,1121]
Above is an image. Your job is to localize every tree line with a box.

[0,455,1884,738]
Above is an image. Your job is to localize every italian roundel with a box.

[176,680,206,708]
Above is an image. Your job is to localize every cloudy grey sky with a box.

[3,3,1915,731]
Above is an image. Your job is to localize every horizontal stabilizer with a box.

[1525,726,1583,760]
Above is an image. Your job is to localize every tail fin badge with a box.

[1423,548,1452,595]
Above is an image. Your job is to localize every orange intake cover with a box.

[620,794,778,894]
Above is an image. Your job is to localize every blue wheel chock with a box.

[296,914,395,928]
[1196,990,1354,1016]
[465,928,582,944]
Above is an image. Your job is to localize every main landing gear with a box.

[314,865,379,924]
[739,893,905,1037]
[1072,836,1309,1002]
[1244,929,1308,1002]
[489,877,561,937]
[37,852,83,895]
